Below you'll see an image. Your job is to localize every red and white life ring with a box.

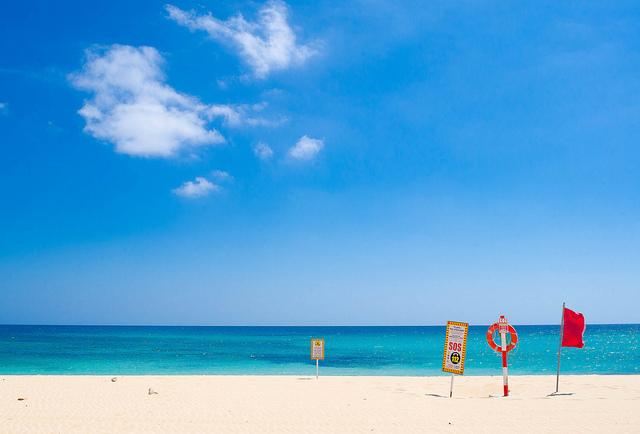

[486,323,518,352]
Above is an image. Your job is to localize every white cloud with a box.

[217,78,230,90]
[211,170,233,181]
[253,141,274,159]
[166,1,318,79]
[0,102,7,114]
[252,101,268,111]
[172,177,219,198]
[287,135,323,161]
[69,44,225,158]
[207,102,286,128]
[208,104,244,127]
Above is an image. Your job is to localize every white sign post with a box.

[442,321,469,397]
[499,316,509,396]
[311,339,324,379]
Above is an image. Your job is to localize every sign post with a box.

[486,317,518,397]
[311,339,324,379]
[442,321,469,397]
[499,316,509,397]
[487,315,518,396]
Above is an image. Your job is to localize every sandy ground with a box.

[0,374,638,433]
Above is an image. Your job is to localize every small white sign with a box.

[499,316,508,334]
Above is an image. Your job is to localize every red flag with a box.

[562,307,585,348]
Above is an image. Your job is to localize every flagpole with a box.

[555,302,565,393]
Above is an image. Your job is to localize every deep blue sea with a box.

[0,325,638,376]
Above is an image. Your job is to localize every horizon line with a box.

[1,323,637,327]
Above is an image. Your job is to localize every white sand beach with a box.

[1,374,638,433]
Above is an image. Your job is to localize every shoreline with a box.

[2,374,639,432]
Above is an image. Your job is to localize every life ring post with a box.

[499,316,509,396]
[487,316,518,397]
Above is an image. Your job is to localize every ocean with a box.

[0,324,638,376]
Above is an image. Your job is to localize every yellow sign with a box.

[311,339,324,360]
[442,321,468,375]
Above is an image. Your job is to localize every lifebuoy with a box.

[486,323,518,352]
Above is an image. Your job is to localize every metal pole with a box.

[556,302,565,393]
[316,359,319,379]
[449,373,454,397]
[501,328,508,396]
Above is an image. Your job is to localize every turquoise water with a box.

[0,325,638,375]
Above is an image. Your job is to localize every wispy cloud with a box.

[69,44,225,158]
[166,0,318,79]
[0,102,7,115]
[287,135,324,161]
[208,102,286,128]
[211,170,233,182]
[172,177,220,198]
[253,141,274,160]
[47,121,66,133]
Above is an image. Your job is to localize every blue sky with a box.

[1,0,639,326]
